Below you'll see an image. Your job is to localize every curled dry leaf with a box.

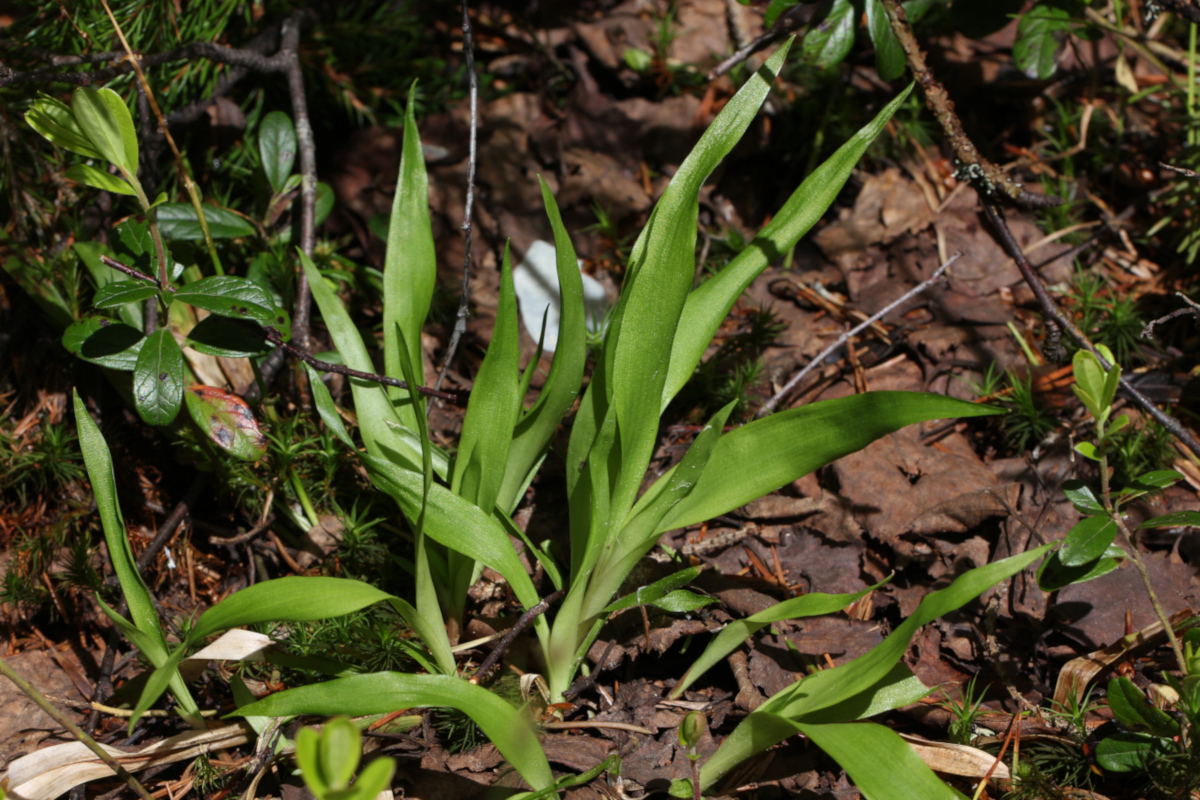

[183,385,267,462]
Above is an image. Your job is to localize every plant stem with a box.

[1190,23,1198,147]
[289,467,320,531]
[1099,452,1188,673]
[0,654,156,800]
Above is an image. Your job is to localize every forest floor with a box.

[5,1,1200,799]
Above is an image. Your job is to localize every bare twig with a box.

[563,638,619,701]
[433,1,480,394]
[0,655,156,800]
[708,4,810,80]
[759,252,960,414]
[1143,292,1200,342]
[980,201,1200,459]
[264,329,466,404]
[470,587,566,684]
[879,0,1063,209]
[100,254,161,287]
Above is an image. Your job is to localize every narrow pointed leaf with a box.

[26,94,102,159]
[65,163,136,195]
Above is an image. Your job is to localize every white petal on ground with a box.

[512,239,608,352]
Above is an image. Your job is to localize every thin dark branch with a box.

[1150,0,1200,24]
[99,254,162,287]
[280,12,315,353]
[1143,293,1200,342]
[433,1,480,394]
[760,252,960,414]
[563,638,619,701]
[980,201,1200,459]
[707,4,811,80]
[471,587,566,684]
[265,330,467,404]
[879,0,1063,210]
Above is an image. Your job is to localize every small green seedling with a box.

[670,711,708,800]
[295,717,395,800]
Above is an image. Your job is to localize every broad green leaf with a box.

[1059,515,1117,567]
[235,673,555,791]
[174,276,278,323]
[156,203,256,240]
[185,315,271,358]
[1014,4,1072,79]
[184,385,268,461]
[258,111,297,194]
[608,41,792,524]
[74,391,165,646]
[63,317,145,370]
[318,718,360,790]
[1061,479,1104,515]
[1095,731,1169,772]
[116,219,154,258]
[97,87,138,179]
[363,454,542,613]
[662,85,913,411]
[382,89,437,432]
[700,545,1052,787]
[192,577,395,641]
[658,392,1002,532]
[801,0,855,71]
[133,329,185,425]
[671,582,884,698]
[650,590,716,613]
[25,94,102,159]
[451,242,521,515]
[866,0,906,81]
[1036,544,1123,592]
[498,179,588,513]
[1107,677,1179,737]
[604,566,704,613]
[795,721,964,800]
[71,87,132,174]
[65,164,136,196]
[93,279,157,309]
[764,0,798,28]
[300,251,422,470]
[1127,470,1183,492]
[1140,511,1200,529]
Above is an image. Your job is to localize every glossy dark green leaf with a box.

[184,385,267,461]
[1036,544,1123,592]
[764,0,798,28]
[1013,3,1072,79]
[174,276,277,323]
[1128,470,1183,491]
[801,0,855,71]
[258,110,297,193]
[1060,515,1118,567]
[1107,677,1179,736]
[1139,511,1200,530]
[156,202,256,240]
[117,218,154,258]
[65,164,136,195]
[1095,731,1170,773]
[184,315,270,358]
[25,94,102,159]
[93,280,158,310]
[1062,479,1104,515]
[63,317,145,370]
[71,87,135,175]
[866,0,906,81]
[133,329,185,426]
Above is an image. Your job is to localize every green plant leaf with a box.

[97,87,138,179]
[184,385,268,461]
[671,582,883,698]
[1061,479,1104,515]
[192,577,396,641]
[1036,544,1124,592]
[25,94,102,159]
[156,203,256,240]
[662,85,912,411]
[608,41,792,525]
[801,0,855,71]
[184,315,271,358]
[116,218,154,258]
[304,363,355,449]
[234,673,555,792]
[71,87,134,175]
[604,566,705,613]
[1013,3,1072,79]
[300,251,422,470]
[1094,731,1169,772]
[1059,515,1118,567]
[651,590,717,613]
[65,164,136,196]
[344,756,395,800]
[451,241,521,515]
[174,276,278,323]
[700,544,1052,788]
[133,329,185,425]
[258,110,297,194]
[498,179,588,513]
[319,717,361,790]
[764,0,798,28]
[92,279,158,309]
[63,317,145,370]
[315,182,334,227]
[866,0,906,81]
[382,86,438,432]
[1139,511,1200,529]
[295,728,327,796]
[1107,676,1179,736]
[657,392,1001,533]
